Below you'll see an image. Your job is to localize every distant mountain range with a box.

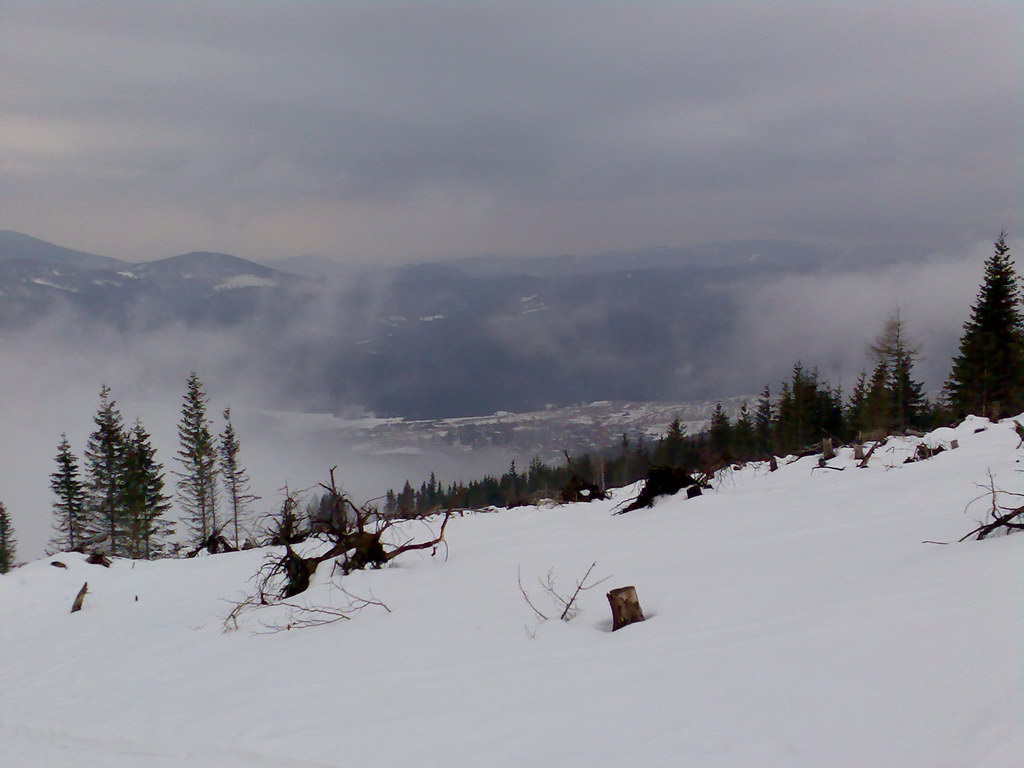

[0,230,914,418]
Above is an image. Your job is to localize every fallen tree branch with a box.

[70,582,88,613]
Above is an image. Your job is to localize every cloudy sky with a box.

[2,1,1020,264]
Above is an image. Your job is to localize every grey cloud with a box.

[1,2,1020,261]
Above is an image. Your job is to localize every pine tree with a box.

[708,403,732,459]
[84,385,128,556]
[869,310,925,432]
[733,402,755,459]
[861,361,892,436]
[219,408,258,548]
[48,433,88,553]
[946,233,1024,419]
[846,371,869,436]
[776,364,819,451]
[397,481,415,517]
[659,417,686,466]
[0,501,16,573]
[754,385,774,455]
[176,372,219,544]
[383,488,398,517]
[122,420,173,559]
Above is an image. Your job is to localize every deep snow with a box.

[2,416,1022,767]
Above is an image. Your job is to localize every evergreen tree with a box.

[869,310,925,432]
[733,402,755,459]
[615,433,633,485]
[820,384,847,441]
[84,385,128,556]
[397,481,415,517]
[121,420,173,559]
[754,385,774,455]
[48,433,88,553]
[219,408,258,548]
[176,372,219,544]
[0,501,16,573]
[632,430,650,473]
[659,417,686,466]
[776,364,818,451]
[383,488,398,517]
[846,371,869,436]
[891,351,926,432]
[861,361,892,436]
[775,363,842,451]
[708,403,732,458]
[946,233,1024,419]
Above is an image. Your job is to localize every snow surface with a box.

[213,275,277,291]
[2,416,1022,767]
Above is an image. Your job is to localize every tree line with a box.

[384,232,1024,515]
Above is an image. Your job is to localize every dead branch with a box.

[519,562,610,623]
[959,505,1024,541]
[222,594,261,632]
[555,562,608,621]
[858,439,884,468]
[518,566,548,621]
[70,582,88,613]
[260,590,392,632]
[958,469,1024,541]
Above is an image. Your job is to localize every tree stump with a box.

[821,438,835,460]
[853,442,864,461]
[70,582,88,613]
[768,455,778,472]
[607,586,644,631]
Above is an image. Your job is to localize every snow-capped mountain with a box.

[0,230,939,419]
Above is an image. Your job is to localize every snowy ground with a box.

[2,416,1022,767]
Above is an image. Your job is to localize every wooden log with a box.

[607,586,644,631]
[70,582,88,613]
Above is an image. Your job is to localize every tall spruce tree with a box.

[946,233,1024,419]
[122,420,173,559]
[219,408,258,548]
[0,501,16,573]
[84,385,128,556]
[48,433,88,553]
[176,372,219,544]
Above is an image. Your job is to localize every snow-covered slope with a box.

[2,417,1022,767]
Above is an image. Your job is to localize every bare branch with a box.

[518,566,548,621]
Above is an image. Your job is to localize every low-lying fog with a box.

[1,238,1010,558]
